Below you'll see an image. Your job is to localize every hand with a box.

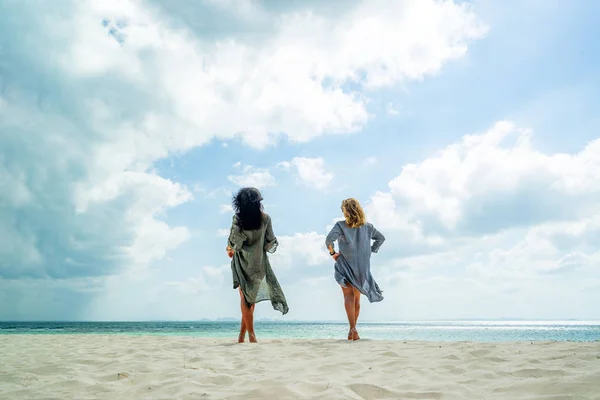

[332,252,340,261]
[226,246,234,258]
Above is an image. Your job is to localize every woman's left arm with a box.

[370,224,385,253]
[264,216,278,253]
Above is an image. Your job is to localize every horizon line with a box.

[2,319,599,324]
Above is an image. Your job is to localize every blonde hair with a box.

[341,198,366,228]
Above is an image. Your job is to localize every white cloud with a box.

[228,164,276,188]
[59,0,485,148]
[165,265,227,294]
[464,216,600,279]
[279,157,333,190]
[1,0,483,274]
[270,232,330,268]
[202,0,267,22]
[204,187,232,199]
[0,0,486,318]
[216,228,230,237]
[365,191,444,247]
[373,121,600,236]
[86,264,233,321]
[220,204,234,214]
[350,121,600,319]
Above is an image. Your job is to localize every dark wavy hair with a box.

[232,187,264,231]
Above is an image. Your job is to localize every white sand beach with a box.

[1,335,599,399]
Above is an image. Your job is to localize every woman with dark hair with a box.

[226,187,288,343]
[326,198,385,341]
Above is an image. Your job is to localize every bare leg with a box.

[238,289,247,343]
[353,287,361,340]
[239,288,257,343]
[341,285,356,340]
[249,304,256,343]
[238,316,247,343]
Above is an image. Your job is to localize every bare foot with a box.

[238,333,245,343]
[351,328,360,341]
[348,329,353,341]
[249,332,257,343]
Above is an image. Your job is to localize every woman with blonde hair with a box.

[325,198,385,340]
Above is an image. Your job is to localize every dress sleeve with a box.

[325,222,342,251]
[227,216,247,251]
[264,215,278,254]
[370,224,385,253]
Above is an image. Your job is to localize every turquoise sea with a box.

[1,321,599,342]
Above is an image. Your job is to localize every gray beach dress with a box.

[325,221,385,303]
[228,213,289,315]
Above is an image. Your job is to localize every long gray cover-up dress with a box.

[228,213,289,315]
[325,221,385,303]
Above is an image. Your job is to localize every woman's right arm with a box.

[227,216,247,252]
[325,223,342,255]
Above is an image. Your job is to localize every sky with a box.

[1,0,599,322]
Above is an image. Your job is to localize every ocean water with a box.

[1,321,599,342]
